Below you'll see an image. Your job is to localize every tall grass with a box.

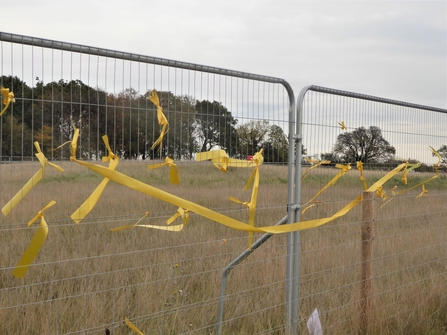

[1,161,447,334]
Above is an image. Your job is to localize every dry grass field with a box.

[1,161,447,334]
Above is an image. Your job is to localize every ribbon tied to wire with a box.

[148,90,169,151]
[148,157,180,185]
[71,132,119,223]
[1,87,15,116]
[2,142,63,216]
[13,200,56,278]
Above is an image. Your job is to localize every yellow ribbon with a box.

[12,200,56,278]
[148,157,180,185]
[125,317,145,335]
[304,163,351,207]
[302,158,331,181]
[301,201,324,218]
[148,90,169,151]
[195,149,253,171]
[0,87,15,116]
[356,161,368,190]
[69,126,407,234]
[166,207,190,226]
[338,121,347,130]
[394,148,442,196]
[2,142,63,216]
[416,184,428,198]
[71,134,118,223]
[229,149,263,247]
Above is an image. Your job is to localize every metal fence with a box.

[0,32,297,335]
[1,32,447,335]
[294,85,447,334]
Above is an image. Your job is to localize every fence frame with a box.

[0,31,301,334]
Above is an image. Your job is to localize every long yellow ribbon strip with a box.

[125,317,145,335]
[66,125,408,234]
[70,127,407,233]
[148,90,169,151]
[196,149,253,171]
[148,157,180,185]
[2,142,63,216]
[12,200,56,278]
[0,87,15,116]
[71,135,119,223]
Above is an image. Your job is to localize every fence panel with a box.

[0,32,295,335]
[297,85,447,334]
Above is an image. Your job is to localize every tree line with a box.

[2,75,446,168]
[0,76,289,162]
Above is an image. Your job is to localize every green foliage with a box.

[333,126,396,163]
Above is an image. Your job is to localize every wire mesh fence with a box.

[297,86,447,334]
[1,32,447,335]
[0,32,294,334]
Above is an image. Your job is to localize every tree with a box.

[332,126,396,163]
[194,100,238,155]
[435,145,447,165]
[263,124,289,163]
[236,121,296,163]
[237,120,270,157]
[1,114,33,159]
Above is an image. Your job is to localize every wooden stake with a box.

[360,191,374,334]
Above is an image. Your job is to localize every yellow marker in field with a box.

[13,201,56,278]
[0,87,15,116]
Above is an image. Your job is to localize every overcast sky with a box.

[2,0,446,108]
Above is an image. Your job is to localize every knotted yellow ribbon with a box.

[2,142,63,216]
[196,149,252,171]
[125,317,145,335]
[148,90,169,151]
[13,200,56,278]
[338,121,347,130]
[1,87,15,116]
[356,161,368,190]
[229,149,263,247]
[416,184,428,198]
[302,157,331,181]
[71,134,119,223]
[148,157,180,184]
